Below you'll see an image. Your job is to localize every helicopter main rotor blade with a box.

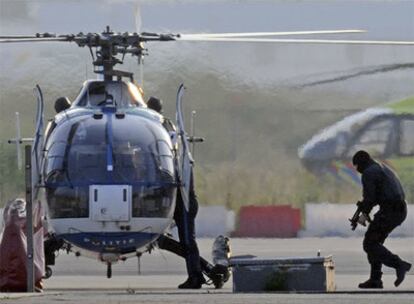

[0,35,47,39]
[181,29,366,38]
[0,33,57,39]
[135,6,142,33]
[2,30,413,46]
[0,37,69,43]
[177,36,414,46]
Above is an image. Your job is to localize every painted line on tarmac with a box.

[0,292,62,300]
[41,289,414,294]
[45,288,229,293]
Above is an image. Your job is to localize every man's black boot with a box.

[395,261,412,287]
[178,275,206,289]
[358,279,383,289]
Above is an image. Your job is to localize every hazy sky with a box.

[1,1,413,129]
[1,0,413,89]
[1,1,413,39]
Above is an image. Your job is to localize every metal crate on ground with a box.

[230,255,335,293]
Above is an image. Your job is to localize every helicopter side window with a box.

[44,121,57,146]
[87,84,107,106]
[76,82,112,107]
[150,140,174,177]
[400,118,414,156]
[347,118,395,157]
[77,82,144,107]
[45,141,67,175]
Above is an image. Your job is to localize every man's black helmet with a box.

[54,97,71,113]
[147,96,163,113]
[352,150,372,173]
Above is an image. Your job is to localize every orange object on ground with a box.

[234,205,301,238]
[0,199,45,292]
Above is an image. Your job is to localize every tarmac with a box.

[1,237,413,303]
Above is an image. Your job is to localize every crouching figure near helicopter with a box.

[147,97,231,289]
[352,150,411,289]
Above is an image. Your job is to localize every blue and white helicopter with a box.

[2,26,413,285]
[2,27,217,282]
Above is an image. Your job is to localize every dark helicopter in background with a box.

[1,26,414,283]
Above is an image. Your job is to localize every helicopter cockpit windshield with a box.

[74,81,146,108]
[44,113,176,220]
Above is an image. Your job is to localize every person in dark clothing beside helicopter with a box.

[352,150,411,289]
[147,97,212,289]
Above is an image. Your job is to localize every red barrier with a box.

[234,205,301,238]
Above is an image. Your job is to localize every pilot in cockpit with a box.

[99,92,115,106]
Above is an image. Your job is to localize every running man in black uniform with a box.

[352,150,411,289]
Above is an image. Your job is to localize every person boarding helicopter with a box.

[147,96,230,289]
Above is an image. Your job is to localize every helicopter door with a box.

[32,85,44,197]
[175,84,192,211]
[89,185,131,221]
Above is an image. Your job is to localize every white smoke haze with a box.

[0,0,413,206]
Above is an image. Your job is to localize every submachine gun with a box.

[349,201,371,231]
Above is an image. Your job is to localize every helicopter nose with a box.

[298,142,315,162]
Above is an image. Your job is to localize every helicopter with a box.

[299,97,414,180]
[298,65,414,202]
[1,27,225,283]
[1,25,414,285]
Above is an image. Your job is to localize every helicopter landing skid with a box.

[106,262,112,279]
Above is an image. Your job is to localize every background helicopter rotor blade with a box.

[177,36,414,46]
[181,29,366,39]
[297,63,414,88]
